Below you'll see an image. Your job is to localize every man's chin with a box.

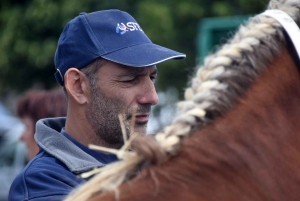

[133,125,147,136]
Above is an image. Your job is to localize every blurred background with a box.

[0,0,268,199]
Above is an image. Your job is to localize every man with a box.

[9,9,185,201]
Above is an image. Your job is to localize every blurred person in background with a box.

[17,88,68,161]
[0,88,67,201]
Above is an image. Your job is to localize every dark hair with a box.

[17,88,68,123]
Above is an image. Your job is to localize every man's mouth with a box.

[126,113,150,124]
[134,113,150,123]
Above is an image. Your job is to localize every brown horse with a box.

[65,0,300,200]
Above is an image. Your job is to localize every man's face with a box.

[86,61,158,148]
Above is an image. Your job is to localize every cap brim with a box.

[101,43,186,67]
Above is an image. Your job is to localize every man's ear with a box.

[64,68,90,104]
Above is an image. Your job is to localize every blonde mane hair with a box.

[65,0,300,200]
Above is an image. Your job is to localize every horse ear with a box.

[64,68,89,104]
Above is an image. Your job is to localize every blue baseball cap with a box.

[54,9,186,85]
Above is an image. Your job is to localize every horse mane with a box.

[64,0,300,200]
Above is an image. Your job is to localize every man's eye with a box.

[123,79,135,83]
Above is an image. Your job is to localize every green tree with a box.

[0,0,268,98]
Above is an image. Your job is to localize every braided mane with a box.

[65,0,300,200]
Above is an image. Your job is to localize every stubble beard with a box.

[86,85,151,148]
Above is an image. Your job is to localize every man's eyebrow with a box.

[119,67,157,77]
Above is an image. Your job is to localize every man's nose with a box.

[137,79,159,105]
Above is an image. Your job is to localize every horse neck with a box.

[92,47,300,201]
[188,47,300,199]
[173,46,300,201]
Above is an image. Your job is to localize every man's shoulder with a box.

[8,150,85,201]
[24,150,79,177]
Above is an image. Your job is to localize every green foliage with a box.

[0,0,268,97]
